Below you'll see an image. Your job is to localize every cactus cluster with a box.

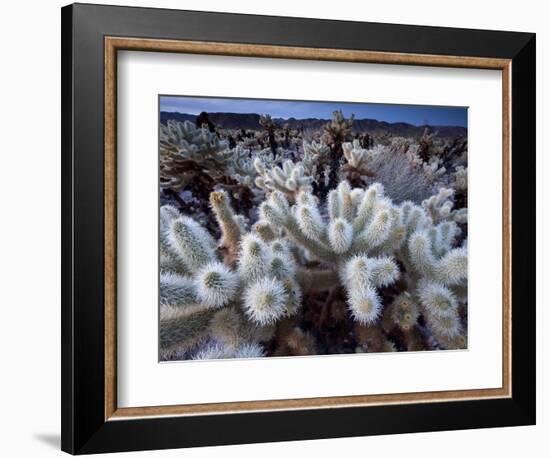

[159,106,468,360]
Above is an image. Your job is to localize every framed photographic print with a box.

[61,3,536,454]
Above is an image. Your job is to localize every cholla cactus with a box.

[259,181,403,322]
[322,110,354,147]
[401,210,467,347]
[227,145,257,187]
[160,120,232,191]
[254,158,314,199]
[422,188,467,224]
[301,140,332,185]
[422,157,446,181]
[259,114,278,153]
[159,195,304,359]
[341,140,377,185]
[453,166,468,192]
[322,110,355,189]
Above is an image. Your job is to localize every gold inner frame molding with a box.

[104,36,512,421]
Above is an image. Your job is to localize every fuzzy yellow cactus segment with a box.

[209,190,243,255]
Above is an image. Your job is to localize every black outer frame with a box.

[61,3,536,454]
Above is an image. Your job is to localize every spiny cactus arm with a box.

[342,140,376,173]
[191,340,266,360]
[160,272,196,307]
[433,246,467,285]
[159,304,217,355]
[283,214,336,262]
[328,218,353,254]
[259,199,336,263]
[375,208,407,254]
[366,256,400,288]
[424,311,462,341]
[209,190,243,255]
[160,120,230,167]
[242,277,288,326]
[253,220,278,242]
[336,181,354,222]
[341,255,398,324]
[402,203,432,237]
[295,201,325,241]
[351,208,393,253]
[352,183,384,232]
[191,343,235,360]
[233,342,266,358]
[208,307,245,349]
[453,166,468,192]
[451,207,468,223]
[422,187,455,223]
[168,216,217,272]
[407,230,438,277]
[194,262,240,309]
[417,280,458,318]
[434,221,460,255]
[254,158,313,198]
[237,233,271,281]
[227,145,257,187]
[160,206,191,274]
[301,140,331,179]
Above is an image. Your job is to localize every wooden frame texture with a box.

[62,3,535,454]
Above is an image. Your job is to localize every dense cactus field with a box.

[159,107,468,361]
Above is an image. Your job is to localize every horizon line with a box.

[160,110,467,128]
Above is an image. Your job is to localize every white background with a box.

[0,0,546,457]
[118,52,502,407]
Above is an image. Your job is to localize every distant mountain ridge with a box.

[160,111,467,138]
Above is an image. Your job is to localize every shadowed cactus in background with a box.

[322,110,355,189]
[254,158,313,200]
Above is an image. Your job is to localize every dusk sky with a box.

[160,95,468,127]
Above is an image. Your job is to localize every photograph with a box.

[158,95,469,361]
